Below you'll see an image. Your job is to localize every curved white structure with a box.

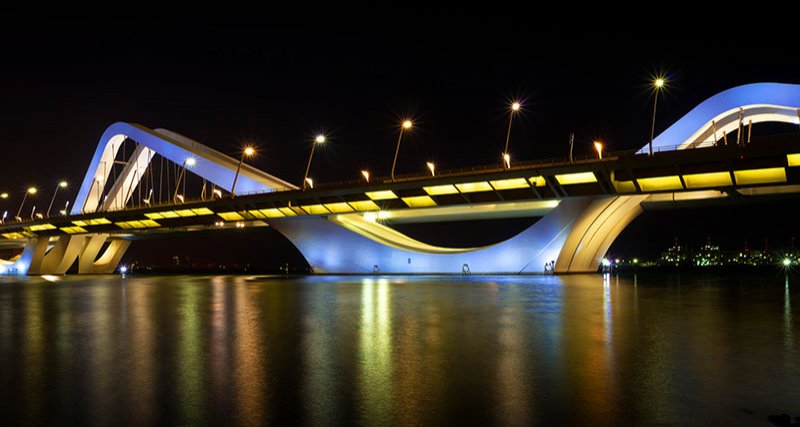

[73,122,296,214]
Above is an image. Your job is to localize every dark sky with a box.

[1,17,798,266]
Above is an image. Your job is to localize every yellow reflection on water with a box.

[234,276,265,425]
[359,278,393,424]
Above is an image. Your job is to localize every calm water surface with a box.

[0,273,798,426]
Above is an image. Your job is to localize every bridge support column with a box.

[18,238,50,275]
[78,234,130,274]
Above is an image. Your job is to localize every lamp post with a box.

[391,120,413,180]
[231,147,255,197]
[649,78,665,156]
[16,187,37,220]
[173,157,196,203]
[46,181,68,217]
[594,141,604,159]
[426,162,435,176]
[361,170,370,182]
[503,101,521,169]
[303,135,326,190]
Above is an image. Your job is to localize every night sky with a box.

[2,18,799,267]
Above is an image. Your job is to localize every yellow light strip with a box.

[25,224,56,232]
[612,180,637,193]
[60,226,87,234]
[258,208,286,218]
[554,172,597,185]
[401,195,438,208]
[733,167,787,185]
[455,181,493,193]
[71,218,111,226]
[365,190,398,200]
[217,211,245,221]
[116,219,160,229]
[323,202,355,213]
[301,204,330,215]
[637,175,683,191]
[423,184,459,195]
[348,200,380,211]
[277,207,298,216]
[682,171,732,188]
[174,209,197,217]
[489,178,530,190]
[2,232,27,240]
[191,207,214,215]
[787,153,800,167]
[528,176,546,187]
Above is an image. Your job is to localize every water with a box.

[0,273,797,426]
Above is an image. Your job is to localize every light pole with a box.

[503,101,521,169]
[16,187,36,220]
[391,120,413,180]
[231,147,255,197]
[173,157,196,203]
[426,162,435,176]
[361,170,370,182]
[649,78,665,156]
[303,135,326,190]
[46,181,68,217]
[594,141,604,159]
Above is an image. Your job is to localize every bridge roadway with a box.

[2,133,799,247]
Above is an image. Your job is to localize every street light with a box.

[305,177,314,189]
[594,141,604,159]
[173,157,196,203]
[0,193,7,199]
[231,147,255,197]
[303,134,326,190]
[783,258,792,267]
[426,162,435,176]
[649,77,666,156]
[46,181,68,217]
[390,120,413,180]
[16,187,37,220]
[503,101,522,169]
[361,170,370,182]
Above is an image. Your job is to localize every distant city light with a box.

[632,258,639,264]
[120,266,128,274]
[601,258,611,267]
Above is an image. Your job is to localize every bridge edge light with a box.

[185,157,197,167]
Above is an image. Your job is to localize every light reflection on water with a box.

[0,273,798,426]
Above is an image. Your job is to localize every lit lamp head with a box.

[243,147,256,157]
[593,141,603,157]
[511,101,521,112]
[315,135,326,144]
[783,258,792,267]
[361,170,370,182]
[426,162,435,175]
[503,153,511,168]
[654,78,666,89]
[27,187,37,195]
[402,120,413,130]
[1,193,8,199]
[305,177,314,189]
[185,157,197,167]
[59,181,68,188]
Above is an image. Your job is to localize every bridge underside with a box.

[268,195,647,274]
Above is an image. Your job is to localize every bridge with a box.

[2,82,800,275]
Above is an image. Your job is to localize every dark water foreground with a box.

[0,273,797,426]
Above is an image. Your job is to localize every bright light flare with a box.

[511,101,521,111]
[305,177,314,189]
[426,162,435,176]
[59,181,68,188]
[315,135,326,144]
[402,120,413,129]
[361,170,370,182]
[601,258,611,267]
[185,157,197,167]
[1,193,7,199]
[654,78,665,88]
[27,187,37,195]
[594,141,604,159]
[503,153,511,169]
[243,147,256,156]
[783,258,792,267]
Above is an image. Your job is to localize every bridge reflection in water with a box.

[0,274,797,425]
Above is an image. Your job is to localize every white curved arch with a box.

[72,122,297,214]
[643,82,800,153]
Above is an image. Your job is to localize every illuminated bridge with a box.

[2,82,800,275]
